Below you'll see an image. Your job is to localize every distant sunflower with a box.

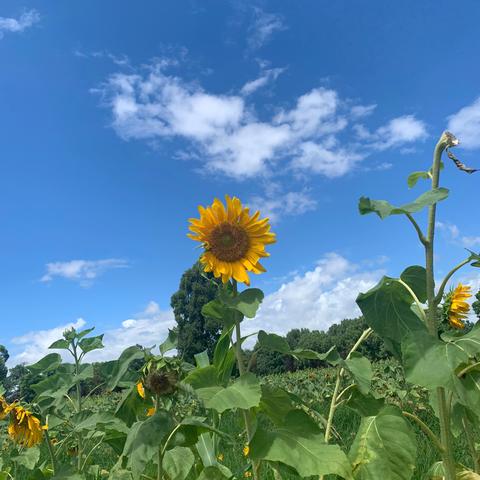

[8,406,46,447]
[445,283,472,329]
[188,196,276,285]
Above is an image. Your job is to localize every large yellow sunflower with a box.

[445,283,472,329]
[8,405,46,448]
[188,196,276,285]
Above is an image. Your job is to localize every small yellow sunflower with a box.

[0,397,12,420]
[8,406,46,447]
[188,196,276,285]
[445,283,472,329]
[217,453,224,462]
[243,444,250,457]
[137,382,146,399]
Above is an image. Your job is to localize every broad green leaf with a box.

[349,406,417,480]
[358,188,449,219]
[202,299,242,327]
[407,171,431,188]
[115,385,147,427]
[195,350,210,368]
[73,412,129,435]
[76,327,95,339]
[48,339,70,350]
[196,466,232,480]
[442,323,480,357]
[259,385,294,425]
[344,352,373,394]
[11,447,40,469]
[106,345,144,391]
[163,446,194,480]
[184,365,219,390]
[402,331,469,391]
[79,334,104,353]
[293,345,343,366]
[250,410,353,479]
[467,250,480,268]
[357,276,427,357]
[121,410,174,476]
[160,329,178,355]
[400,265,428,303]
[257,330,291,354]
[219,288,264,318]
[213,327,235,385]
[203,373,262,413]
[196,432,218,468]
[457,470,480,479]
[28,353,62,374]
[345,387,385,417]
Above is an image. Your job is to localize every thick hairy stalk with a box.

[232,281,259,480]
[425,131,458,480]
[44,429,58,475]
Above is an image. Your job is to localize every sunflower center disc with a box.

[209,222,250,262]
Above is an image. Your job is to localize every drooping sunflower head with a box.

[8,406,46,448]
[188,195,276,285]
[444,283,472,329]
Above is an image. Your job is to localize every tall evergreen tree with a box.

[170,262,221,363]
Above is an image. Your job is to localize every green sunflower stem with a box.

[156,395,164,480]
[232,280,259,480]
[44,428,58,476]
[424,132,457,480]
[71,340,84,472]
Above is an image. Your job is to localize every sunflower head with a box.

[8,406,46,448]
[145,370,178,397]
[444,283,472,329]
[188,195,276,285]
[0,397,12,421]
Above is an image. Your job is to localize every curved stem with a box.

[435,258,471,304]
[398,279,427,322]
[457,361,480,378]
[402,411,444,453]
[44,429,58,475]
[406,213,428,246]
[156,396,163,480]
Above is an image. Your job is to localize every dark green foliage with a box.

[252,317,389,376]
[171,262,221,363]
[4,364,39,402]
[0,345,8,387]
[473,289,480,321]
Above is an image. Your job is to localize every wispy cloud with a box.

[354,115,428,151]
[240,67,285,96]
[0,9,40,38]
[41,259,129,287]
[248,189,317,223]
[247,8,286,50]
[436,221,480,249]
[447,97,480,149]
[95,60,427,181]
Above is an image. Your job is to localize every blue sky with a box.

[1,1,480,364]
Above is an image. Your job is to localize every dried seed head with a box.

[145,370,178,396]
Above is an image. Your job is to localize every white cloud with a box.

[244,253,384,339]
[10,318,87,365]
[292,141,364,178]
[447,97,480,149]
[41,259,129,286]
[96,61,427,180]
[436,221,480,249]
[355,115,428,151]
[240,67,285,96]
[0,10,40,38]
[350,104,377,119]
[248,190,317,223]
[9,302,175,366]
[247,8,285,50]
